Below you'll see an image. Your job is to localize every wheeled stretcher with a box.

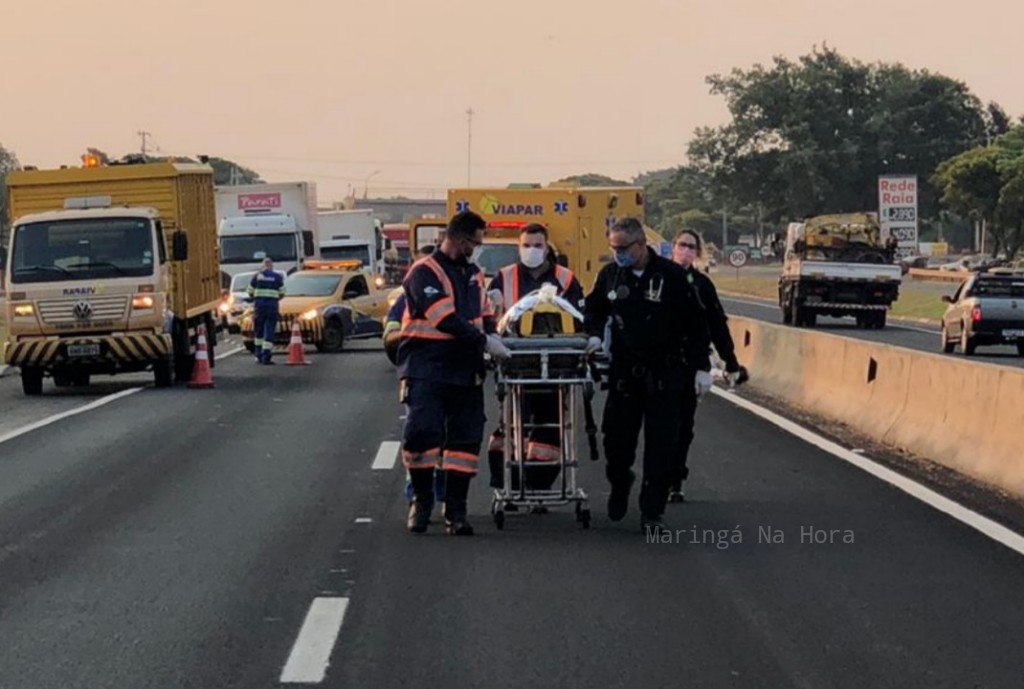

[488,288,603,530]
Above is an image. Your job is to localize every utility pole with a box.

[721,208,728,247]
[137,130,151,158]
[466,107,474,186]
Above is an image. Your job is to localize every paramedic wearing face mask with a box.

[398,210,511,535]
[667,229,747,503]
[485,223,585,496]
[583,218,711,534]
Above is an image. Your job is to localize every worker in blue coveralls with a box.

[247,257,286,365]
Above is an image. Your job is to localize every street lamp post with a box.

[363,170,381,199]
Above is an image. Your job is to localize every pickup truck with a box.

[779,214,902,329]
[940,273,1024,356]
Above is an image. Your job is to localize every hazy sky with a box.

[3,0,1022,202]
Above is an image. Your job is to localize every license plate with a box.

[67,344,101,358]
[1003,329,1024,338]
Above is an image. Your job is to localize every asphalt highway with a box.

[0,339,1022,687]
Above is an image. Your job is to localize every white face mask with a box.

[520,246,546,269]
[469,245,484,265]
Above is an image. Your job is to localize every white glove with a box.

[695,370,713,399]
[487,289,504,312]
[584,336,603,355]
[485,333,512,360]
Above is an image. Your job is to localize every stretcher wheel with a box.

[575,504,591,529]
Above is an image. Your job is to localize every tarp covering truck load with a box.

[4,159,222,394]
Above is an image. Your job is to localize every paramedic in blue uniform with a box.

[485,223,585,494]
[398,210,511,535]
[247,257,286,365]
[583,218,711,534]
[668,229,747,503]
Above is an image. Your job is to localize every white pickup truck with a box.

[779,215,902,329]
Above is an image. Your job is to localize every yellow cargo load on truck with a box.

[4,159,222,394]
[441,185,665,290]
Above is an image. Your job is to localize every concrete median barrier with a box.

[729,316,1024,497]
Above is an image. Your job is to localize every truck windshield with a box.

[477,244,520,278]
[220,234,297,264]
[285,274,342,297]
[321,245,370,264]
[10,217,156,284]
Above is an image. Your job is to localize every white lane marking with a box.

[0,346,243,447]
[280,597,350,684]
[354,517,373,524]
[711,388,1024,558]
[215,345,244,360]
[371,441,400,470]
[0,387,143,447]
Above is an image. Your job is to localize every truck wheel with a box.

[803,310,817,327]
[874,311,887,329]
[1017,341,1024,358]
[318,319,345,353]
[175,354,195,383]
[960,325,976,356]
[22,367,44,396]
[71,371,91,387]
[154,358,173,388]
[941,325,956,353]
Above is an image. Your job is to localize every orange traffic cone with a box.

[188,324,215,388]
[286,320,309,366]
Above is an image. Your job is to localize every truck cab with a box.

[218,214,304,288]
[779,213,902,328]
[5,159,222,394]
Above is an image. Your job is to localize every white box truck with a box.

[318,209,390,283]
[215,182,319,286]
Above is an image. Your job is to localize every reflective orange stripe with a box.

[401,256,487,340]
[526,441,561,462]
[502,265,519,311]
[442,452,479,474]
[425,298,456,326]
[403,447,442,469]
[553,265,574,291]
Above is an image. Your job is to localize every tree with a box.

[207,157,264,186]
[553,173,628,187]
[933,126,1024,256]
[689,46,990,225]
[1,142,20,245]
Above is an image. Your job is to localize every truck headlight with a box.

[374,275,386,289]
[14,303,35,317]
[300,308,319,321]
[132,295,155,310]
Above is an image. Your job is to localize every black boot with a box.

[406,469,435,534]
[443,471,475,536]
[667,482,685,504]
[607,470,635,522]
[641,513,666,537]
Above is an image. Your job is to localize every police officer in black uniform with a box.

[584,218,711,533]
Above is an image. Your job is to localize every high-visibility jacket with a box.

[247,269,286,312]
[397,252,495,386]
[491,262,584,313]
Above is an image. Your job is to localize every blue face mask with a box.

[613,251,637,268]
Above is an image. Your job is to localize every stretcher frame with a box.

[490,336,595,530]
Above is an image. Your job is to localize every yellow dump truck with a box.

[4,159,222,394]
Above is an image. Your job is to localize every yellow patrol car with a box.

[241,260,389,353]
